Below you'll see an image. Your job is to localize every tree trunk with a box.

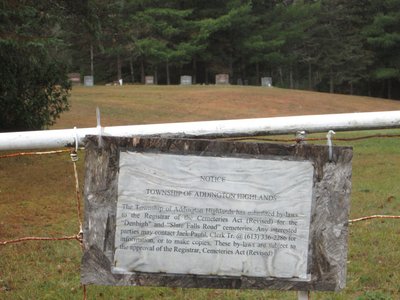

[140,59,145,84]
[368,80,371,97]
[278,67,283,86]
[154,67,158,85]
[229,53,233,84]
[117,54,122,81]
[129,57,134,83]
[192,58,197,84]
[349,82,353,95]
[166,59,170,85]
[329,68,334,93]
[205,67,209,84]
[241,59,246,84]
[255,62,260,85]
[289,65,294,89]
[90,43,94,78]
[308,62,312,90]
[387,78,392,99]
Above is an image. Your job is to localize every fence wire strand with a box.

[349,215,400,224]
[0,235,82,246]
[0,149,71,159]
[1,132,399,299]
[71,151,83,233]
[225,133,400,143]
[0,148,86,298]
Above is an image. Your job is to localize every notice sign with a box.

[114,153,313,278]
[82,136,352,291]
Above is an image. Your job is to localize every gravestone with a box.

[84,76,94,87]
[82,136,352,291]
[68,73,81,85]
[180,75,192,85]
[215,74,229,85]
[261,77,272,87]
[145,76,154,85]
[237,78,243,85]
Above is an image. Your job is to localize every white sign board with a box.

[113,152,314,279]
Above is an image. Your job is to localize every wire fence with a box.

[0,148,86,299]
[0,133,399,299]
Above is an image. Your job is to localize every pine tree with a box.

[0,1,71,131]
[308,0,372,94]
[364,0,400,98]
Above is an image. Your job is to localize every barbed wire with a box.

[225,133,400,143]
[0,133,399,161]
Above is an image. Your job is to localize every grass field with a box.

[1,85,400,299]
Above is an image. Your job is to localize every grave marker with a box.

[216,74,229,85]
[82,136,352,291]
[145,76,154,85]
[261,77,272,87]
[180,75,192,85]
[68,73,81,85]
[84,76,94,87]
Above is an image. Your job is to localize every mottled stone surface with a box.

[82,136,352,291]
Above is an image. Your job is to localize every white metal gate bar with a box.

[1,110,400,151]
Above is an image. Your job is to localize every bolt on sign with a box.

[81,136,352,291]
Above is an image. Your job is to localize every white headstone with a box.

[180,75,192,85]
[216,74,229,85]
[84,76,94,87]
[145,76,154,85]
[261,77,272,87]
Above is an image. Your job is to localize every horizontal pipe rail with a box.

[1,111,400,151]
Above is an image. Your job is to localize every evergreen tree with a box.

[364,0,400,98]
[63,1,103,80]
[127,2,195,84]
[0,1,71,131]
[308,0,372,93]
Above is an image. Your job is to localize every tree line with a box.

[1,0,400,130]
[65,0,400,99]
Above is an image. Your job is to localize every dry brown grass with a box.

[54,85,400,129]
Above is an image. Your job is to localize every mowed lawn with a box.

[55,85,400,128]
[1,85,400,300]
